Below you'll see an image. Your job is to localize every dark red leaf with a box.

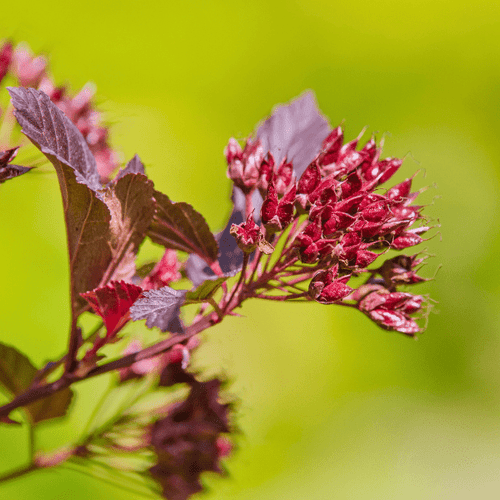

[149,190,218,266]
[101,172,157,284]
[0,147,33,184]
[9,87,156,315]
[0,163,32,184]
[81,281,143,336]
[9,87,111,315]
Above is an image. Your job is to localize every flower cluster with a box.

[227,115,433,336]
[0,52,436,500]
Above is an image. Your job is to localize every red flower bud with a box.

[261,181,296,232]
[230,213,262,253]
[309,266,352,303]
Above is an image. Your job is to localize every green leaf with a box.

[148,190,218,265]
[185,276,230,303]
[0,343,37,396]
[0,342,73,424]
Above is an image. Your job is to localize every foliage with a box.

[0,40,435,499]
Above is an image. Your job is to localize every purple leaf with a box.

[185,188,262,285]
[8,87,101,191]
[148,190,218,265]
[0,147,32,184]
[9,87,112,315]
[256,91,331,176]
[130,286,186,333]
[0,342,73,424]
[9,87,156,315]
[0,163,32,184]
[114,154,145,181]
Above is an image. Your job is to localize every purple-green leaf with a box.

[0,342,73,424]
[130,286,187,333]
[148,190,218,265]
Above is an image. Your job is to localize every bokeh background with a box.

[1,1,500,499]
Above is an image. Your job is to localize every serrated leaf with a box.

[101,173,156,283]
[81,281,143,336]
[9,87,112,315]
[0,342,73,424]
[256,91,331,176]
[130,286,187,333]
[185,276,230,302]
[9,88,155,316]
[185,188,261,286]
[148,190,218,265]
[115,154,145,181]
[8,87,101,191]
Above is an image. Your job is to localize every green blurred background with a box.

[1,0,500,498]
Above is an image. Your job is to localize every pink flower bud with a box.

[0,41,13,84]
[226,138,264,194]
[12,44,47,87]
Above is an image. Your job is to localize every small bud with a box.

[226,138,263,193]
[261,181,296,232]
[309,266,352,304]
[230,213,262,253]
[12,44,47,87]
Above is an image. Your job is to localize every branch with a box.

[0,463,38,484]
[0,314,215,421]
